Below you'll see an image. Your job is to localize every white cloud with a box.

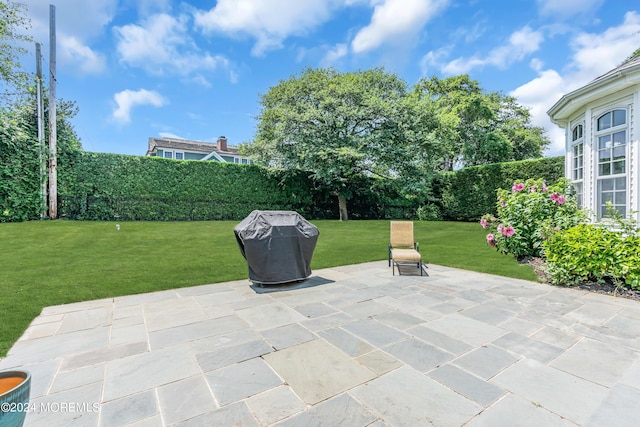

[23,0,116,74]
[537,0,604,18]
[419,46,451,76]
[441,26,544,74]
[321,43,348,67]
[194,0,342,56]
[112,89,167,124]
[60,36,106,74]
[511,11,640,156]
[158,132,184,139]
[351,0,450,54]
[115,13,230,77]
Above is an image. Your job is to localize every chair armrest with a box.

[415,242,419,252]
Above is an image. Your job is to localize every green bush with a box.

[543,223,640,289]
[58,153,318,221]
[481,178,586,258]
[434,157,564,221]
[416,204,442,221]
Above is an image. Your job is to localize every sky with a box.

[13,0,640,157]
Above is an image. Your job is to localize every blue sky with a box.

[17,0,640,157]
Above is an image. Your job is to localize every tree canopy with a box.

[0,0,33,103]
[244,67,440,220]
[414,74,549,170]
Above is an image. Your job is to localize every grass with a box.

[0,220,536,356]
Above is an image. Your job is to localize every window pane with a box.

[615,192,626,205]
[599,205,608,218]
[175,152,183,160]
[600,179,614,191]
[599,150,610,162]
[612,161,625,174]
[578,169,583,180]
[613,131,626,146]
[615,177,626,190]
[164,151,173,159]
[598,135,611,149]
[613,146,625,160]
[599,163,611,175]
[598,112,611,130]
[602,193,614,204]
[613,109,626,127]
[578,157,583,167]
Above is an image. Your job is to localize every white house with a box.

[548,54,640,222]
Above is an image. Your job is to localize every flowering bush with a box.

[481,178,586,257]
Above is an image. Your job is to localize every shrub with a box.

[416,204,442,221]
[481,178,586,258]
[434,157,564,221]
[543,223,640,289]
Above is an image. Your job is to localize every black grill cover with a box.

[234,210,319,284]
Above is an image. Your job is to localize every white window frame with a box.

[571,123,584,207]
[163,150,173,159]
[175,151,184,160]
[595,108,628,218]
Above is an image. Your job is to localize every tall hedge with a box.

[433,156,564,221]
[5,150,564,222]
[58,153,319,221]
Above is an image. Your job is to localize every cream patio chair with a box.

[388,221,428,276]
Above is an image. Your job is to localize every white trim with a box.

[201,150,226,161]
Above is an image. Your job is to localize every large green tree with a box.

[414,74,549,170]
[0,0,33,103]
[244,68,439,220]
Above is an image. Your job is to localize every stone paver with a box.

[1,261,638,426]
[263,338,376,404]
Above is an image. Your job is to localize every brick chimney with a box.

[216,136,228,152]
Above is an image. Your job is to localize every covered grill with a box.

[234,210,319,285]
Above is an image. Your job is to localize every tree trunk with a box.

[338,195,349,221]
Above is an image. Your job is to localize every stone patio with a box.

[1,261,639,426]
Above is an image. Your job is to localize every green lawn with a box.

[0,220,536,356]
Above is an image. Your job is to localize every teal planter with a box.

[0,370,31,427]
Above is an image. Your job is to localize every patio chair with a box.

[388,221,428,276]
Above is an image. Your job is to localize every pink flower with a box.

[529,185,537,193]
[480,218,488,229]
[549,193,565,205]
[503,226,515,237]
[500,200,506,207]
[497,224,503,234]
[486,234,496,247]
[541,183,548,192]
[512,182,525,192]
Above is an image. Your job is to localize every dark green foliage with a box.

[58,153,318,221]
[0,104,40,221]
[0,98,83,221]
[433,156,564,221]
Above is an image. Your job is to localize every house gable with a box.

[548,54,640,222]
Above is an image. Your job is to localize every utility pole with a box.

[48,4,57,219]
[36,42,47,218]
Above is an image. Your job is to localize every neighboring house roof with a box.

[548,54,640,126]
[145,136,245,160]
